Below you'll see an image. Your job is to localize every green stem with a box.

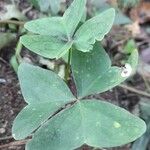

[15,40,23,63]
[65,48,72,82]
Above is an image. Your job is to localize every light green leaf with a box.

[20,35,73,59]
[25,0,86,39]
[24,17,66,38]
[12,63,75,140]
[124,39,137,54]
[12,102,65,140]
[127,48,139,75]
[18,63,75,104]
[49,0,62,15]
[28,0,50,12]
[63,0,86,37]
[26,100,146,150]
[23,0,86,58]
[74,8,115,52]
[10,55,19,73]
[29,0,62,14]
[71,42,138,98]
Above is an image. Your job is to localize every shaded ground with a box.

[0,61,25,150]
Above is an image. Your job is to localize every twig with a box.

[0,139,30,149]
[0,20,25,26]
[119,84,150,98]
[0,57,10,65]
[0,136,13,141]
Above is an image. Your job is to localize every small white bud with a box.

[121,63,132,77]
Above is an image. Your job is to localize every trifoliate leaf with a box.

[26,100,146,150]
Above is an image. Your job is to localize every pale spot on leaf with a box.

[113,121,121,128]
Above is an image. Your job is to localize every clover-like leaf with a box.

[74,8,115,52]
[26,100,146,150]
[24,17,66,37]
[21,0,86,59]
[71,42,138,98]
[26,0,86,38]
[62,0,86,37]
[12,63,75,140]
[29,0,62,14]
[20,35,73,59]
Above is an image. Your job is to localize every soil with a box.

[0,61,25,150]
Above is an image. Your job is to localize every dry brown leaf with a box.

[125,21,141,37]
[130,2,150,24]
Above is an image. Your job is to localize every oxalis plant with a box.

[12,0,146,149]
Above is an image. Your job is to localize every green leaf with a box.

[24,17,66,38]
[25,0,86,39]
[74,8,115,52]
[20,35,73,59]
[131,122,150,150]
[26,100,146,150]
[12,63,75,140]
[12,102,65,140]
[62,0,86,37]
[71,42,138,98]
[127,48,139,74]
[124,39,137,54]
[18,63,75,104]
[10,55,19,73]
[132,99,150,150]
[29,0,62,14]
[140,99,150,120]
[23,0,86,58]
[29,0,50,12]
[114,10,132,25]
[49,0,62,15]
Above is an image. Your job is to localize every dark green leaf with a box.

[26,100,146,150]
[71,42,138,98]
